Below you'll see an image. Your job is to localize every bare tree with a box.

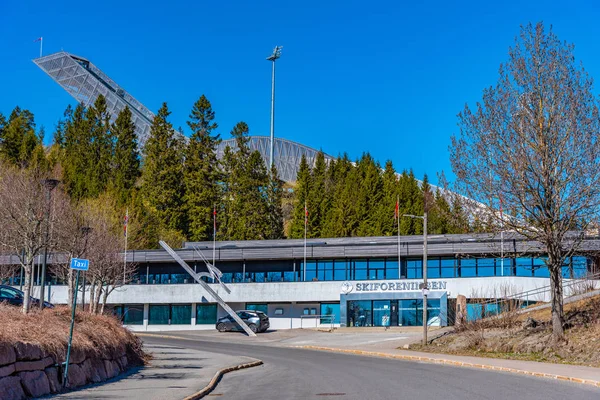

[0,164,51,313]
[450,22,600,340]
[50,198,95,306]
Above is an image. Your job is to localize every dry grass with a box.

[0,304,146,364]
[411,295,600,367]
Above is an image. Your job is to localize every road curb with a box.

[296,345,600,388]
[183,359,264,400]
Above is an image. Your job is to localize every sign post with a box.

[63,258,89,387]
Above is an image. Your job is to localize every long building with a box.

[3,233,599,332]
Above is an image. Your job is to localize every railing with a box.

[466,271,600,320]
[300,314,336,331]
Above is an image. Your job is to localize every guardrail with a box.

[300,314,336,331]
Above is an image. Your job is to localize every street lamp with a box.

[402,211,428,345]
[266,45,283,170]
[39,178,59,310]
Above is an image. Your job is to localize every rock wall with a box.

[0,342,133,399]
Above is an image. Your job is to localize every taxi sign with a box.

[70,258,89,271]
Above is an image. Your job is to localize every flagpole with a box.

[304,200,307,282]
[123,208,128,283]
[213,205,216,268]
[397,195,401,279]
[500,196,504,277]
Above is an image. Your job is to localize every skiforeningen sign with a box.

[341,281,447,294]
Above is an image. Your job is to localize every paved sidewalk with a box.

[53,343,261,399]
[299,345,600,387]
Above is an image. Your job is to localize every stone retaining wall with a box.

[0,342,132,399]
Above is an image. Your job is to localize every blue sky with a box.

[1,0,600,183]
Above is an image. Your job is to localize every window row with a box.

[2,256,592,287]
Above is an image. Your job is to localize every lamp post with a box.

[39,178,59,310]
[402,211,428,345]
[266,45,283,170]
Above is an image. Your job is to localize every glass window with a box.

[267,272,283,282]
[170,274,187,284]
[348,300,372,327]
[407,259,422,279]
[477,259,495,277]
[399,299,422,326]
[171,304,191,325]
[427,258,441,279]
[233,273,244,283]
[426,299,441,326]
[533,258,549,277]
[334,260,347,281]
[460,259,476,277]
[368,260,385,280]
[441,258,456,278]
[354,260,367,280]
[304,261,317,281]
[274,308,284,315]
[516,258,532,277]
[254,272,266,283]
[373,300,391,327]
[196,304,217,325]
[495,258,512,276]
[385,259,399,280]
[246,303,268,314]
[284,271,297,282]
[123,305,144,325]
[320,303,340,324]
[572,257,588,278]
[149,305,170,325]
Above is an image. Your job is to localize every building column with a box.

[191,303,197,326]
[143,303,149,331]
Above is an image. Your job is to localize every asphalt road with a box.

[141,335,600,400]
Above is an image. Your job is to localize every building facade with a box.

[3,233,599,331]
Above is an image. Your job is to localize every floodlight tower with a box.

[267,46,283,170]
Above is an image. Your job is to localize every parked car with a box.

[216,310,269,333]
[0,285,54,309]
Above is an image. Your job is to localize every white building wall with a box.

[38,277,565,305]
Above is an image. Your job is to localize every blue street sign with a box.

[70,258,89,271]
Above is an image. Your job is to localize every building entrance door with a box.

[373,300,391,327]
[390,300,398,326]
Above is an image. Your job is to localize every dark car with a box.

[0,285,54,308]
[216,310,270,333]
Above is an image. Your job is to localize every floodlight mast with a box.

[267,46,283,170]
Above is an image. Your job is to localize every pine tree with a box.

[183,95,221,241]
[397,170,415,235]
[266,163,285,239]
[112,106,140,204]
[62,103,90,199]
[242,151,270,239]
[307,151,327,238]
[289,155,311,238]
[86,95,114,197]
[222,121,250,239]
[141,102,186,234]
[356,153,383,236]
[321,154,352,237]
[378,160,399,236]
[1,107,39,167]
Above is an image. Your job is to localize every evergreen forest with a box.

[0,95,472,250]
